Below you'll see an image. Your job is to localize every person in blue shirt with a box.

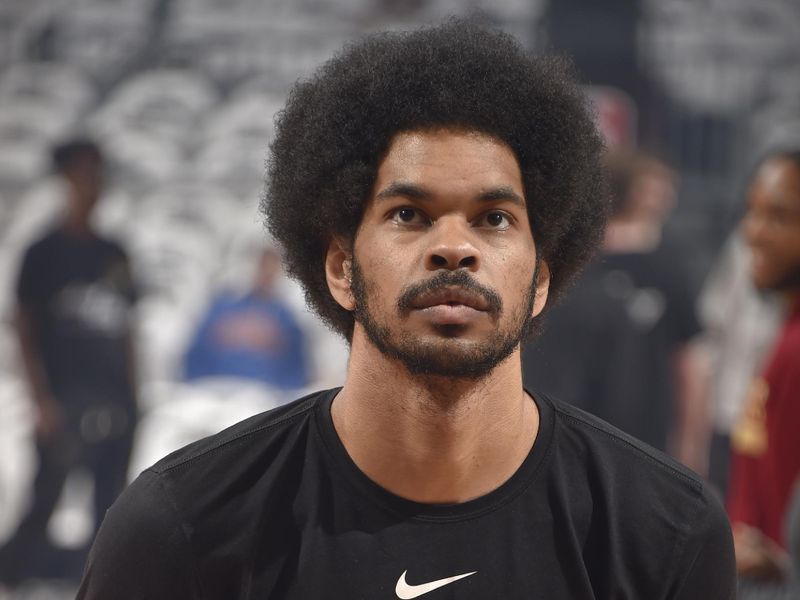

[184,246,309,390]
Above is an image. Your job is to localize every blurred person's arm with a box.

[728,450,790,579]
[672,338,712,476]
[15,303,62,439]
[732,522,789,580]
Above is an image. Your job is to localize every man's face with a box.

[346,128,548,378]
[65,153,104,216]
[629,170,675,223]
[742,156,800,291]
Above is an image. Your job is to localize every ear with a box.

[325,237,355,311]
[531,260,551,318]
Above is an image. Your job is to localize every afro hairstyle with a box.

[264,18,608,340]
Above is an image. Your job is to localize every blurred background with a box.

[0,0,799,597]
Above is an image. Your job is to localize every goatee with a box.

[350,259,539,379]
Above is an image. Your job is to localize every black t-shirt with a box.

[523,237,701,452]
[78,388,734,599]
[16,228,137,399]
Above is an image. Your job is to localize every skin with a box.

[603,168,675,253]
[733,156,800,578]
[324,128,550,504]
[62,153,103,237]
[742,156,800,298]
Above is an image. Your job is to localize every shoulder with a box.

[80,390,334,597]
[541,394,735,596]
[545,394,731,547]
[546,393,718,516]
[549,394,704,488]
[78,469,203,598]
[95,234,129,259]
[767,308,800,377]
[20,229,59,260]
[149,389,326,478]
[16,231,60,295]
[202,291,243,313]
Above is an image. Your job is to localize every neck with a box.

[63,202,93,237]
[785,290,800,312]
[331,328,538,504]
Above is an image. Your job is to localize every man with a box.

[699,225,783,498]
[0,139,138,586]
[78,21,734,598]
[728,149,800,582]
[183,245,309,390]
[523,151,706,467]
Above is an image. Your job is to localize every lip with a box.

[414,303,485,326]
[409,286,490,311]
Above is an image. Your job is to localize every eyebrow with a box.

[375,181,526,207]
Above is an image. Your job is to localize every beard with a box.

[350,258,539,379]
[771,265,800,292]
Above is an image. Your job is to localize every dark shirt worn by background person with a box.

[17,228,137,397]
[523,235,701,452]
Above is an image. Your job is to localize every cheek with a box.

[498,259,537,307]
[769,231,800,265]
[355,243,407,304]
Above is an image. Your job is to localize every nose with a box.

[425,217,480,271]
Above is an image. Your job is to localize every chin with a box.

[388,335,519,380]
[750,268,776,291]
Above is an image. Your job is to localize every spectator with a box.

[698,231,784,498]
[728,149,800,582]
[183,245,309,390]
[523,151,705,465]
[0,139,139,587]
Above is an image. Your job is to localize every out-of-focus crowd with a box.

[525,149,800,597]
[0,0,799,598]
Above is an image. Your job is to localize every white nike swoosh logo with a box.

[395,569,477,599]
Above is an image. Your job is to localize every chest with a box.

[249,519,595,599]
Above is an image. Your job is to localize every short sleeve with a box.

[672,488,736,599]
[109,243,140,305]
[15,243,45,306]
[77,469,202,600]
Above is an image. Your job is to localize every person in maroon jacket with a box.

[728,149,800,582]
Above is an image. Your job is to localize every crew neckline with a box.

[313,387,555,522]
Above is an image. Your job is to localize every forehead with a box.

[750,157,800,205]
[374,129,524,195]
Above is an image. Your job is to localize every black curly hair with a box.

[264,18,608,340]
[52,137,102,174]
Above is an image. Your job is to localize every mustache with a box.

[396,270,502,316]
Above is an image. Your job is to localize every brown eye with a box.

[479,211,511,230]
[398,208,417,222]
[391,207,428,225]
